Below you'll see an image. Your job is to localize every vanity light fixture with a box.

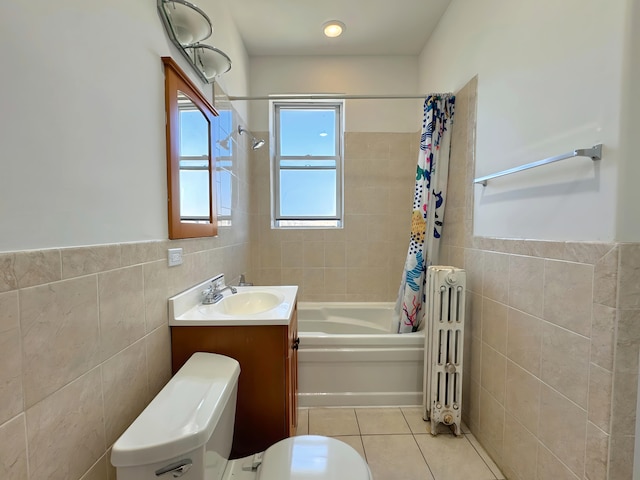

[323,20,345,38]
[185,44,231,80]
[158,0,232,84]
[238,126,265,150]
[160,0,212,45]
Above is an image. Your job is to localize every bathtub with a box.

[297,302,425,407]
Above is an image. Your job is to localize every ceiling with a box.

[223,0,452,56]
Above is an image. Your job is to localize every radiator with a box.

[423,266,466,436]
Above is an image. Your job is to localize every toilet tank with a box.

[111,353,241,480]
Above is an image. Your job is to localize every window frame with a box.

[270,99,345,228]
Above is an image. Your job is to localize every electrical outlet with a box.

[168,248,183,267]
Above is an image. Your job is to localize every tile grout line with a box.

[309,407,509,479]
[464,433,504,480]
[352,408,369,463]
[401,408,437,479]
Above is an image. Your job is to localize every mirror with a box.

[162,57,218,239]
[214,104,234,227]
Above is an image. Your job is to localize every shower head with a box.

[238,125,265,150]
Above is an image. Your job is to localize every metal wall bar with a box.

[473,144,603,187]
[226,93,453,101]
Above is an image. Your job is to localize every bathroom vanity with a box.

[169,278,299,458]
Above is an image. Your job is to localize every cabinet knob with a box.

[292,338,300,350]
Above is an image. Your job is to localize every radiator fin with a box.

[423,266,466,436]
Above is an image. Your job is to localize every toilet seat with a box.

[257,435,372,480]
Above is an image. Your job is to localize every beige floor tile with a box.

[466,433,505,479]
[401,407,429,434]
[333,436,366,460]
[296,408,309,436]
[308,408,360,436]
[415,434,496,480]
[356,408,411,434]
[362,435,434,480]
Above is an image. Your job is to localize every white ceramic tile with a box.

[333,436,366,460]
[415,434,496,480]
[0,292,22,425]
[102,340,149,446]
[98,266,145,361]
[20,276,100,407]
[401,407,429,434]
[26,368,105,480]
[0,414,28,480]
[538,385,586,475]
[466,433,505,479]
[362,435,434,480]
[296,408,309,436]
[355,408,411,435]
[308,408,360,436]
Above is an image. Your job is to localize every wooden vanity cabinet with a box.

[171,305,298,458]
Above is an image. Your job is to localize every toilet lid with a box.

[257,435,371,480]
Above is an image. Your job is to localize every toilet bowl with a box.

[111,352,372,480]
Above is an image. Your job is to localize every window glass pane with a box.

[280,159,336,168]
[180,170,209,219]
[280,169,336,217]
[216,166,232,217]
[279,109,336,156]
[179,109,209,157]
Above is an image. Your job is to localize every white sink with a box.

[169,275,298,326]
[200,291,285,315]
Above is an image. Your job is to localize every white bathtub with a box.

[297,302,425,407]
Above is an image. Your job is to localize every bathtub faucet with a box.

[202,282,237,305]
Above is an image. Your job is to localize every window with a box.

[271,100,344,228]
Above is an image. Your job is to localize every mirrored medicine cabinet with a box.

[162,56,218,239]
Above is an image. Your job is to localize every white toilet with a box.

[111,352,372,480]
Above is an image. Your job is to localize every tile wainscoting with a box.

[442,75,640,479]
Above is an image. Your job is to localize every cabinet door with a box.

[171,325,288,457]
[286,305,299,436]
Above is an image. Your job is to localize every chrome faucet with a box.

[216,285,237,295]
[202,282,237,305]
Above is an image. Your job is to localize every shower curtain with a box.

[395,94,455,333]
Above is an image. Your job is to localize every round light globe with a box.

[323,21,345,38]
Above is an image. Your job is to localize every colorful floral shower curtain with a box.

[395,94,455,333]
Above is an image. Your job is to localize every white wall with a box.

[419,0,629,242]
[0,0,249,252]
[248,56,421,132]
[617,0,640,243]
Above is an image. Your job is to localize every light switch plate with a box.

[168,248,183,267]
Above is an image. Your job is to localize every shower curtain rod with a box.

[226,93,452,101]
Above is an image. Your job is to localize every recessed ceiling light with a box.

[323,21,345,38]
[319,131,328,137]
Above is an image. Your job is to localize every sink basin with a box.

[169,275,298,326]
[201,291,284,315]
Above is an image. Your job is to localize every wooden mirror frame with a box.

[162,56,218,239]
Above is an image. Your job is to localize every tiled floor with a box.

[297,407,506,480]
